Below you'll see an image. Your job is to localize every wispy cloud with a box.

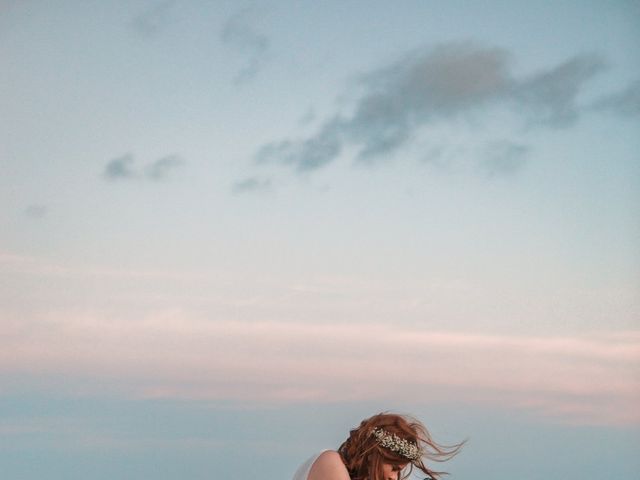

[479,141,530,177]
[24,204,48,219]
[129,0,176,38]
[104,153,136,180]
[591,78,640,117]
[232,176,272,194]
[144,154,185,181]
[298,108,317,126]
[255,43,607,174]
[103,153,185,181]
[512,54,605,127]
[220,7,270,85]
[2,313,637,426]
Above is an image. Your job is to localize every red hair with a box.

[337,413,463,480]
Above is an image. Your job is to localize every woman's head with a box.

[337,413,463,480]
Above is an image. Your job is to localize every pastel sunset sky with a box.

[1,1,639,479]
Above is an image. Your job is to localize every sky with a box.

[1,0,639,479]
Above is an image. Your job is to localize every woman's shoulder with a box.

[308,450,350,480]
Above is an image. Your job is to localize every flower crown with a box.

[371,427,422,461]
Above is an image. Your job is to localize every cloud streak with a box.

[103,153,185,181]
[255,43,607,173]
[1,313,637,426]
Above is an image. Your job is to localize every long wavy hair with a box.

[337,413,463,480]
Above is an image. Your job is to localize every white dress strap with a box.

[291,450,331,480]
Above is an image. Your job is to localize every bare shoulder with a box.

[308,450,350,480]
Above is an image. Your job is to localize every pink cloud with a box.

[1,312,638,426]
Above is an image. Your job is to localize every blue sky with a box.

[1,1,639,479]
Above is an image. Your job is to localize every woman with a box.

[292,412,463,480]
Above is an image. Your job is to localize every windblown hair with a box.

[337,413,463,480]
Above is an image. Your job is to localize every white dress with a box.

[291,450,331,480]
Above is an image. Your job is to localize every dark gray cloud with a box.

[232,176,272,194]
[104,154,136,180]
[257,118,345,172]
[220,8,269,85]
[130,0,176,37]
[591,79,640,117]
[255,43,607,173]
[512,55,606,127]
[144,154,185,180]
[479,142,530,177]
[103,153,185,182]
[24,204,47,219]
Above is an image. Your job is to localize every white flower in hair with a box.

[371,427,422,461]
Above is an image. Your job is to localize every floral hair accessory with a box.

[371,427,422,461]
